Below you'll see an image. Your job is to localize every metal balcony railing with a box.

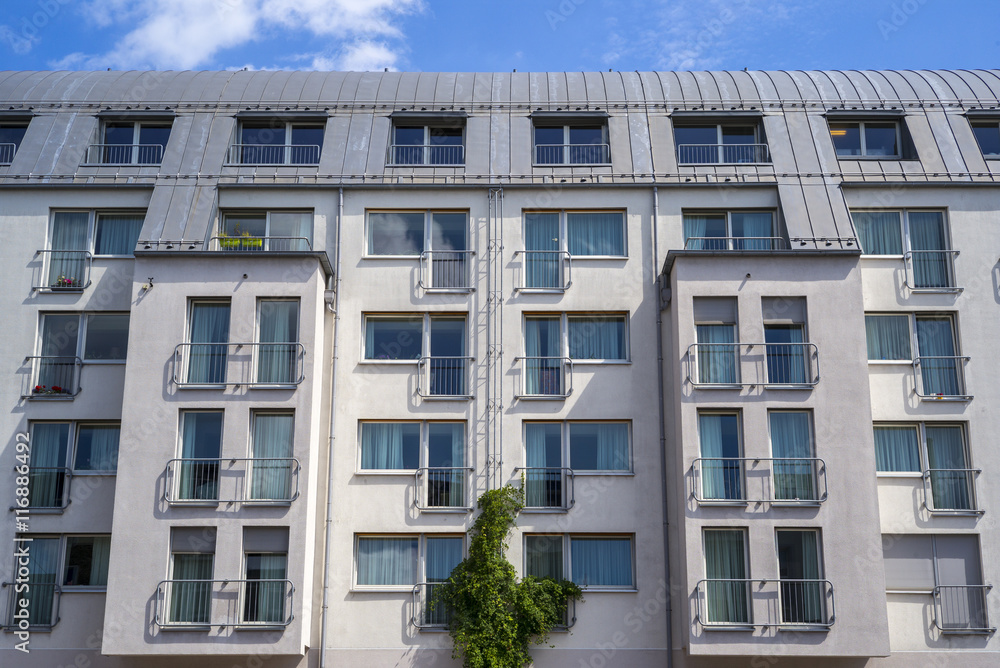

[695,578,835,629]
[2,581,61,630]
[534,143,610,165]
[923,468,982,513]
[418,250,475,291]
[904,250,961,292]
[172,342,306,387]
[23,467,73,510]
[686,343,819,388]
[515,357,573,399]
[209,235,312,252]
[514,251,572,291]
[86,143,164,165]
[154,578,294,628]
[164,457,300,505]
[517,467,575,511]
[414,467,473,511]
[417,356,474,399]
[389,144,465,165]
[913,356,971,400]
[692,458,827,505]
[34,249,93,291]
[683,236,787,251]
[412,582,453,629]
[0,143,16,165]
[226,143,321,165]
[23,356,83,399]
[677,143,771,164]
[933,585,994,634]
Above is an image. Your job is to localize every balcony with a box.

[518,467,575,511]
[226,144,320,165]
[692,458,827,505]
[154,578,294,629]
[514,251,572,292]
[0,143,15,165]
[695,578,835,629]
[686,343,819,389]
[389,144,465,166]
[22,467,73,511]
[209,235,312,252]
[923,468,982,514]
[904,250,961,293]
[418,250,475,291]
[172,342,306,388]
[411,582,453,629]
[534,143,610,165]
[1,581,61,630]
[416,356,474,399]
[683,237,787,251]
[22,356,83,399]
[414,467,473,511]
[912,356,971,400]
[933,585,994,634]
[164,457,300,505]
[33,250,93,291]
[677,143,770,164]
[85,143,164,165]
[515,357,573,399]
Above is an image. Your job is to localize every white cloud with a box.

[62,0,421,70]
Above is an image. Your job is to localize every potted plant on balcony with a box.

[32,385,70,396]
[51,275,81,289]
[218,224,263,251]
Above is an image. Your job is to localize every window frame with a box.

[254,298,302,387]
[48,209,147,258]
[696,411,745,503]
[829,120,902,159]
[874,421,972,477]
[364,209,469,259]
[522,420,633,475]
[93,120,172,165]
[532,122,611,166]
[361,313,468,364]
[864,312,961,363]
[523,312,631,365]
[62,534,112,590]
[970,119,1000,158]
[883,533,986,594]
[682,209,779,250]
[673,123,768,165]
[0,122,29,164]
[27,420,121,475]
[233,120,325,165]
[37,312,130,365]
[850,208,952,258]
[353,533,466,592]
[388,123,466,166]
[701,527,752,626]
[523,533,636,591]
[522,209,628,259]
[218,209,314,251]
[356,420,467,474]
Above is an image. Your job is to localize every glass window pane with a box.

[569,126,603,145]
[769,412,816,501]
[567,316,626,360]
[972,123,1000,156]
[852,211,903,254]
[683,214,728,249]
[0,124,28,152]
[137,124,170,163]
[426,537,463,581]
[830,122,861,157]
[268,212,313,249]
[223,213,267,238]
[571,537,633,587]
[534,126,563,145]
[394,126,424,145]
[873,425,920,472]
[368,212,424,255]
[243,553,287,622]
[525,535,563,580]
[721,126,755,144]
[699,413,743,500]
[169,553,214,624]
[704,529,750,624]
[74,424,120,471]
[428,423,464,468]
[17,536,59,625]
[865,315,911,360]
[28,423,69,508]
[41,314,80,357]
[525,423,563,507]
[361,422,420,469]
[431,212,467,251]
[567,212,624,255]
[64,536,111,586]
[429,127,463,145]
[882,534,934,590]
[290,125,323,148]
[241,123,285,146]
[104,123,134,145]
[364,317,422,360]
[357,537,418,586]
[84,314,129,360]
[674,126,718,145]
[94,214,143,255]
[568,422,629,471]
[430,317,466,357]
[864,122,898,156]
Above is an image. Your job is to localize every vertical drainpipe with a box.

[318,187,344,668]
[653,185,674,668]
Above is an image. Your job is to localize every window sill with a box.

[351,586,413,594]
[777,624,831,633]
[157,624,211,632]
[701,624,755,632]
[867,360,912,365]
[836,155,903,161]
[359,359,420,365]
[876,472,922,478]
[355,470,415,476]
[532,163,612,168]
[573,471,635,477]
[72,471,117,477]
[679,162,772,167]
[860,254,905,259]
[570,255,628,261]
[362,255,421,260]
[925,508,985,516]
[571,359,631,365]
[579,587,637,593]
[234,624,288,632]
[61,586,108,593]
[696,500,749,507]
[83,360,127,365]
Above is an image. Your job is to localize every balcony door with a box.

[776,530,824,624]
[704,529,750,624]
[48,212,89,286]
[525,423,563,507]
[187,302,230,384]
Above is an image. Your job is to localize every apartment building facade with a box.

[0,69,997,668]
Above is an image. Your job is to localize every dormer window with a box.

[971,120,1000,158]
[826,112,915,160]
[228,116,326,165]
[531,113,610,166]
[674,124,768,164]
[0,122,28,165]
[86,118,172,165]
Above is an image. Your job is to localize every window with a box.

[8,536,60,627]
[763,297,810,386]
[218,211,313,251]
[32,313,129,397]
[250,412,295,502]
[242,528,290,625]
[883,534,989,633]
[851,210,956,290]
[683,211,778,250]
[829,120,900,158]
[177,411,223,502]
[874,423,976,511]
[355,535,464,588]
[524,535,634,589]
[26,423,69,509]
[257,300,300,385]
[521,314,627,397]
[389,123,464,165]
[166,528,216,625]
[533,122,609,165]
[768,412,818,502]
[703,529,750,624]
[698,413,743,502]
[674,123,768,164]
[864,313,967,398]
[366,210,470,290]
[89,120,171,164]
[523,422,630,508]
[232,120,324,165]
[359,422,466,508]
[776,530,827,625]
[970,120,1000,157]
[0,122,28,164]
[63,536,111,587]
[363,314,468,390]
[693,297,739,386]
[73,424,120,472]
[43,210,146,289]
[185,301,230,385]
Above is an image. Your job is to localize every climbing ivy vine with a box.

[436,484,582,668]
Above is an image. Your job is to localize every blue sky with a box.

[1,0,997,73]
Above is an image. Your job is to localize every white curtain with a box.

[567,316,625,359]
[524,213,560,288]
[23,537,60,625]
[94,214,143,255]
[74,424,120,472]
[570,537,632,587]
[357,537,418,585]
[873,425,920,472]
[864,315,911,361]
[769,412,816,501]
[683,215,715,250]
[925,425,971,510]
[909,211,949,288]
[915,317,959,396]
[243,553,287,623]
[361,422,421,469]
[699,414,742,500]
[704,530,749,623]
[525,317,560,394]
[732,212,773,250]
[567,423,628,471]
[29,423,68,508]
[187,303,230,384]
[268,212,312,250]
[89,536,111,586]
[567,212,624,255]
[696,324,737,384]
[251,414,294,500]
[853,211,903,254]
[525,423,561,506]
[764,324,806,384]
[257,301,299,384]
[179,412,221,501]
[169,554,213,623]
[48,211,89,286]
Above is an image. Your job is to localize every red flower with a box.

[52,386,63,393]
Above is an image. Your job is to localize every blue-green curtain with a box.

[29,423,68,508]
[94,214,143,255]
[909,211,949,288]
[169,553,213,623]
[765,325,806,384]
[570,537,632,587]
[525,213,561,288]
[268,212,312,250]
[38,313,80,391]
[567,316,625,359]
[357,537,418,586]
[567,212,624,255]
[769,412,816,501]
[426,423,465,507]
[424,537,463,624]
[696,324,737,383]
[865,315,911,361]
[873,425,920,472]
[251,414,294,500]
[74,424,120,472]
[853,211,903,254]
[915,317,959,396]
[525,317,561,394]
[732,212,774,250]
[683,214,727,250]
[257,301,299,384]
[567,422,629,471]
[21,537,59,625]
[243,553,286,623]
[525,423,561,506]
[178,412,221,501]
[48,211,89,286]
[525,536,564,579]
[925,425,971,510]
[704,530,749,623]
[187,303,230,384]
[361,422,420,469]
[699,414,742,500]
